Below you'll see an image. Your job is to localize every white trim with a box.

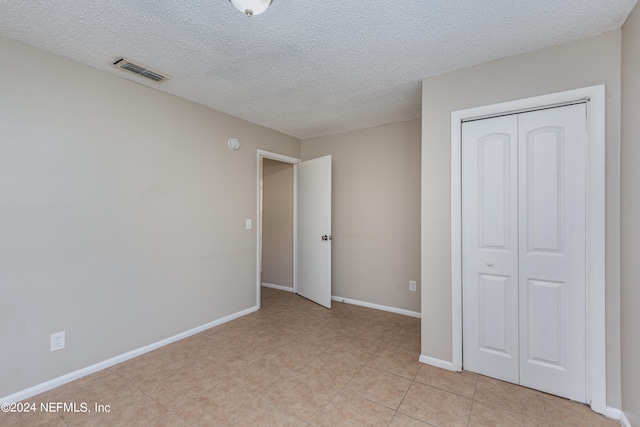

[419,355,458,371]
[256,150,301,307]
[619,410,631,427]
[0,305,258,404]
[261,282,294,292]
[257,149,301,164]
[451,112,463,372]
[450,85,606,414]
[585,88,607,415]
[331,295,421,318]
[293,164,298,294]
[606,407,622,422]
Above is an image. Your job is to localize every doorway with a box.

[256,150,333,309]
[256,151,300,307]
[261,158,295,293]
[450,85,606,413]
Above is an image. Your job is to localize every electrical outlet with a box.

[409,280,417,292]
[51,331,65,352]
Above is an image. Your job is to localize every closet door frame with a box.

[450,85,605,414]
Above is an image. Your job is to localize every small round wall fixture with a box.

[228,137,240,151]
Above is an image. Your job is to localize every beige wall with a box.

[262,159,294,289]
[621,5,640,425]
[302,120,421,313]
[0,37,300,397]
[420,31,622,407]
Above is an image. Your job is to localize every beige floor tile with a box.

[543,393,619,427]
[205,318,255,336]
[228,399,308,426]
[388,413,434,426]
[172,382,258,426]
[473,375,546,420]
[0,410,66,427]
[326,337,381,365]
[289,310,327,326]
[384,334,422,355]
[469,401,546,427]
[359,325,396,343]
[10,288,605,427]
[414,365,477,398]
[301,353,363,388]
[162,333,215,353]
[261,286,281,298]
[344,366,412,410]
[368,348,421,379]
[385,318,421,337]
[361,325,419,352]
[135,365,221,409]
[254,317,302,335]
[295,326,343,348]
[41,371,140,411]
[398,382,472,427]
[311,392,395,427]
[147,412,191,426]
[226,357,297,396]
[195,345,262,378]
[169,334,229,361]
[338,323,371,339]
[261,296,314,318]
[64,390,168,426]
[263,340,327,371]
[265,373,342,421]
[234,332,293,358]
[109,348,191,384]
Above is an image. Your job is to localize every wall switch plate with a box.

[409,280,417,292]
[245,219,252,230]
[51,331,65,352]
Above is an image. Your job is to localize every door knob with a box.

[486,261,494,267]
[321,235,333,241]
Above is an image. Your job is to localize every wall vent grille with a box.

[112,58,169,82]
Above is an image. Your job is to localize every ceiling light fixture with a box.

[229,0,272,16]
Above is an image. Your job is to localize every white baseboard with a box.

[331,295,421,318]
[605,407,621,421]
[619,410,631,427]
[419,354,461,372]
[0,305,259,404]
[261,282,294,292]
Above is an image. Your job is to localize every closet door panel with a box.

[518,104,587,403]
[462,115,519,384]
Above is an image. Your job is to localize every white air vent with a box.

[112,58,169,82]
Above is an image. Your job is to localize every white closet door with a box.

[462,115,520,384]
[462,104,587,403]
[517,104,587,402]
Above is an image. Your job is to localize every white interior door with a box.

[517,104,586,402]
[462,104,587,402]
[297,155,332,308]
[462,115,520,383]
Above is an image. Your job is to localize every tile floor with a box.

[4,287,619,426]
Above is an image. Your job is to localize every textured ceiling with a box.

[0,0,636,139]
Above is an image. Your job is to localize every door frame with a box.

[256,149,300,308]
[450,85,606,413]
